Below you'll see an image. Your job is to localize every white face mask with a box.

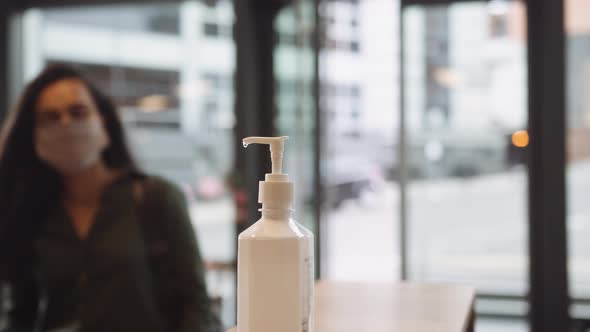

[35,118,109,175]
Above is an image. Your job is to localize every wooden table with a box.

[229,281,475,332]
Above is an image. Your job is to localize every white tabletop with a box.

[229,281,475,332]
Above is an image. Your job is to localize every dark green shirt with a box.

[34,175,211,332]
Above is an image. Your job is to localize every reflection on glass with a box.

[44,5,181,34]
[274,0,316,234]
[320,0,400,281]
[404,2,528,295]
[23,1,237,327]
[566,0,590,301]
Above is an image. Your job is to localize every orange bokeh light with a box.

[512,130,529,148]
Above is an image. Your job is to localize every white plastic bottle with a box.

[237,136,314,332]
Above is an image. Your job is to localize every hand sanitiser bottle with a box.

[237,136,314,332]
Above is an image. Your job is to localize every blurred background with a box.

[0,0,588,331]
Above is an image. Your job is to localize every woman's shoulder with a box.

[143,175,186,202]
[139,175,193,233]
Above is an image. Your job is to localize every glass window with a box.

[403,0,528,298]
[19,1,237,327]
[44,5,181,35]
[274,0,316,235]
[320,0,400,281]
[566,0,590,314]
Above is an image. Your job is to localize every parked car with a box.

[322,156,384,209]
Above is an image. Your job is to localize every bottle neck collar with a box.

[260,208,292,220]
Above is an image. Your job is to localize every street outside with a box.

[325,160,590,296]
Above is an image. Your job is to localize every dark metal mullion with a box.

[234,0,256,244]
[527,0,569,331]
[312,0,322,280]
[234,0,283,237]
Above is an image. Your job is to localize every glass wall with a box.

[17,1,237,327]
[566,0,590,315]
[274,0,316,233]
[319,0,400,281]
[403,1,528,298]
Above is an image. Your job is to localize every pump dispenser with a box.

[242,136,294,211]
[237,136,314,332]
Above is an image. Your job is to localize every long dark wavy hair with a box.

[0,64,139,280]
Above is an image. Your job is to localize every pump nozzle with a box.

[243,136,293,210]
[243,136,289,175]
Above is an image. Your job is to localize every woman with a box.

[0,65,220,332]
